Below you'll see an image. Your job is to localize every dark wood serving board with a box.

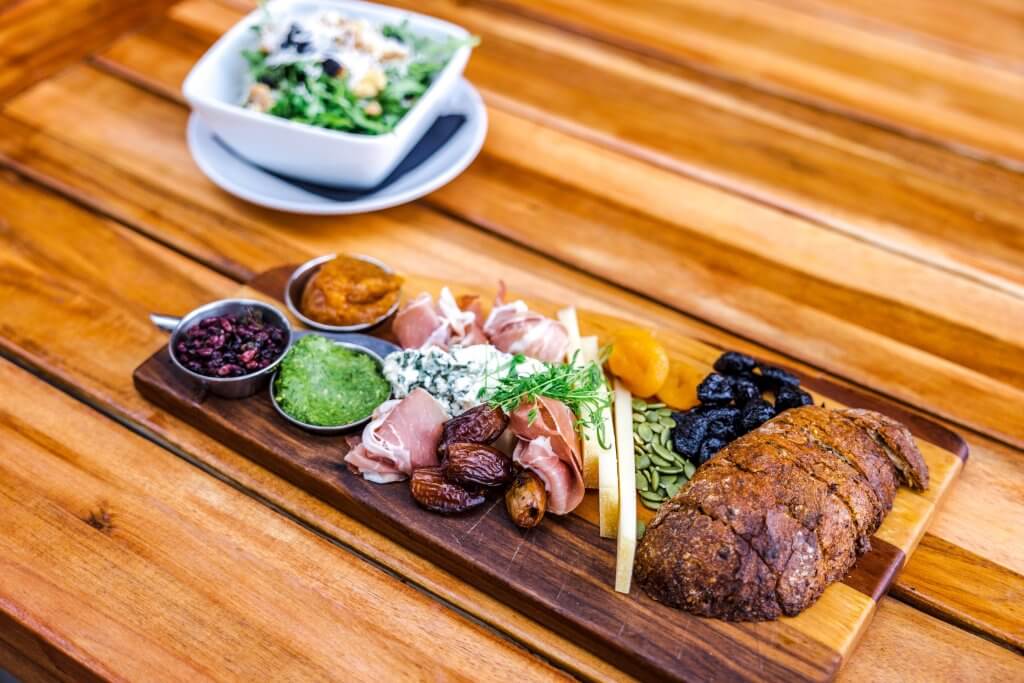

[133,267,967,682]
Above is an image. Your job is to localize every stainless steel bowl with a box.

[167,299,293,399]
[269,340,391,435]
[284,254,401,333]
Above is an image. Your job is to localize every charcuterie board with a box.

[133,266,967,682]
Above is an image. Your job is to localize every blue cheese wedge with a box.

[383,344,543,416]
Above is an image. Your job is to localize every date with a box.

[505,470,547,528]
[410,467,486,514]
[438,405,508,458]
[445,442,513,488]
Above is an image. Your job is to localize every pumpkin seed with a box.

[660,474,679,488]
[683,461,697,478]
[657,408,673,417]
[640,496,663,510]
[652,440,676,461]
[632,399,647,411]
[645,412,661,424]
[649,469,660,490]
[632,412,645,423]
[636,470,649,492]
[659,416,676,429]
[637,424,653,442]
[658,465,685,475]
[635,454,651,470]
[648,451,672,467]
[639,490,664,503]
[637,520,646,539]
[646,402,665,409]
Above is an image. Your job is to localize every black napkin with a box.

[213,114,467,201]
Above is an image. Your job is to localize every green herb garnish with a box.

[482,351,613,448]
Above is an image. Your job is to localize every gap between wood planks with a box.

[471,0,1024,174]
[0,347,582,682]
[76,52,1024,458]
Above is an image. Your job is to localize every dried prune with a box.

[438,405,508,458]
[741,399,776,432]
[697,373,734,404]
[444,442,513,488]
[697,437,726,465]
[713,351,757,375]
[775,385,814,412]
[754,364,801,390]
[672,408,709,459]
[505,470,547,528]
[705,405,742,441]
[410,467,486,514]
[732,375,762,405]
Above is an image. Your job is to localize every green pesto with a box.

[274,335,390,426]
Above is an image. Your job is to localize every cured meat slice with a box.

[483,284,568,363]
[509,397,584,515]
[344,388,447,483]
[393,288,486,350]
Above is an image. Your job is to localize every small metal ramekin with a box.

[269,340,391,434]
[284,254,401,333]
[167,299,293,399]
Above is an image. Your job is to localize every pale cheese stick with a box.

[556,306,582,366]
[580,336,618,534]
[613,379,637,594]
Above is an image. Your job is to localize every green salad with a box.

[242,7,476,135]
[274,335,390,426]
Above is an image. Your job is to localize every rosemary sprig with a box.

[481,351,613,449]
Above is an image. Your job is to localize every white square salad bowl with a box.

[182,0,472,188]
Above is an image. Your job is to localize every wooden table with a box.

[0,0,1021,680]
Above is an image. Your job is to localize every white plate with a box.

[186,78,487,215]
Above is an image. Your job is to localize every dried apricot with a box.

[656,360,704,409]
[607,328,669,398]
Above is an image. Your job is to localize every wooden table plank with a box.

[0,0,176,99]
[0,110,1021,670]
[837,598,1024,682]
[0,358,567,682]
[84,0,1024,451]
[734,0,1024,74]
[891,535,1024,652]
[476,0,1024,167]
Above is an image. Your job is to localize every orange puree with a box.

[300,256,403,326]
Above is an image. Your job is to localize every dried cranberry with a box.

[174,310,286,378]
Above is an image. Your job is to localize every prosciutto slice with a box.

[344,388,447,483]
[510,397,585,515]
[483,284,568,363]
[393,287,486,350]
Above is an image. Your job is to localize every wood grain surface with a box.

[0,0,1021,679]
[0,358,566,682]
[131,268,965,682]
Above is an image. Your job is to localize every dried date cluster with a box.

[175,312,287,378]
[671,351,814,466]
[410,405,514,514]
